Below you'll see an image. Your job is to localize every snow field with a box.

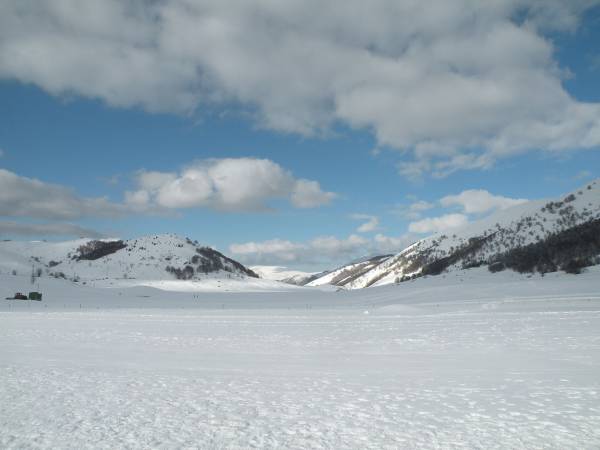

[1,268,600,449]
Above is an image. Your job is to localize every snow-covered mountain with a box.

[309,180,600,289]
[250,266,318,285]
[0,234,258,283]
[305,254,392,288]
[3,181,598,292]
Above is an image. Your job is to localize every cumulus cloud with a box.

[351,214,380,233]
[408,213,469,234]
[126,158,335,212]
[229,239,305,263]
[372,233,413,254]
[394,200,435,220]
[440,190,527,214]
[311,234,369,256]
[1,1,599,176]
[0,220,103,238]
[0,168,125,220]
[410,201,435,212]
[230,232,411,266]
[291,179,337,208]
[0,159,333,235]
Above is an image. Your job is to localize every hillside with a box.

[0,234,259,285]
[309,180,600,289]
[305,254,392,288]
[250,266,318,285]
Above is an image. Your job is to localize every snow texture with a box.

[1,267,600,449]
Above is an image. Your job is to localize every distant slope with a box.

[309,180,600,289]
[250,266,317,285]
[0,234,258,283]
[306,254,392,288]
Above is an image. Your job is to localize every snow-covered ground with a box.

[1,268,600,449]
[250,265,316,284]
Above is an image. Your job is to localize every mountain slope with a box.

[309,180,600,289]
[250,266,318,285]
[306,254,392,287]
[0,234,258,283]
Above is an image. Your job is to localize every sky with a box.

[1,0,599,271]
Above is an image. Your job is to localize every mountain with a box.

[0,234,258,283]
[3,181,598,292]
[305,254,392,288]
[308,180,600,289]
[250,266,318,285]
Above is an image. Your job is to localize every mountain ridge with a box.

[307,180,600,289]
[0,233,258,284]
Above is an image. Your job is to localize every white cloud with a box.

[229,235,368,264]
[137,171,178,192]
[394,200,435,220]
[126,158,335,212]
[373,233,413,254]
[351,214,379,233]
[410,201,435,213]
[0,160,333,239]
[123,189,151,210]
[0,220,103,238]
[0,168,125,220]
[1,1,599,176]
[311,234,369,256]
[230,232,411,266]
[229,239,305,263]
[408,213,469,234]
[440,189,527,214]
[401,189,527,235]
[291,179,337,208]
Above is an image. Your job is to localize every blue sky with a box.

[1,1,599,270]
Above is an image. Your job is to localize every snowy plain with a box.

[1,268,600,449]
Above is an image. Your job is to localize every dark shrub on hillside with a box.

[166,265,195,280]
[76,240,127,261]
[562,257,593,274]
[422,234,496,276]
[488,261,505,273]
[494,218,600,274]
[195,247,258,278]
[462,260,485,270]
